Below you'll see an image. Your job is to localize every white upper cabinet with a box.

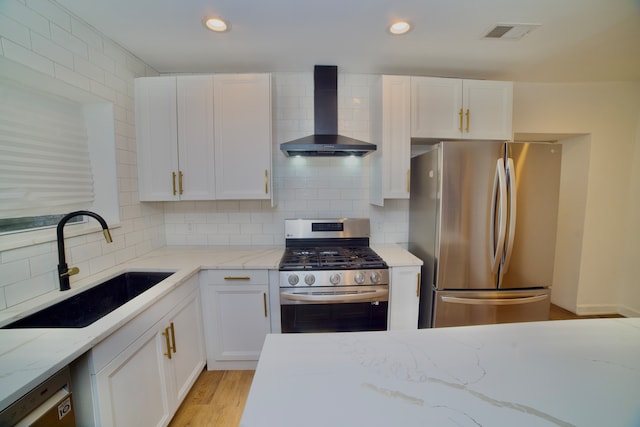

[411,77,513,140]
[370,75,411,206]
[213,74,272,200]
[176,75,216,200]
[135,74,272,202]
[135,76,179,201]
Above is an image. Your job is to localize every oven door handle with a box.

[280,288,389,304]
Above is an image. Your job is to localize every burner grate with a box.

[279,246,387,271]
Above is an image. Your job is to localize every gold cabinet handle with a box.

[263,292,268,317]
[178,171,184,195]
[416,273,421,298]
[264,170,269,194]
[458,108,463,132]
[162,327,172,359]
[169,322,176,354]
[224,276,251,281]
[465,109,470,132]
[406,169,411,193]
[172,172,177,196]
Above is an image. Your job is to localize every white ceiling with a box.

[54,0,640,82]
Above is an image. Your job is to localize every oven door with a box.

[280,286,388,333]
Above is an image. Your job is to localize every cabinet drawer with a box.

[205,269,268,285]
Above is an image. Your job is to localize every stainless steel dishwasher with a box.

[0,367,75,426]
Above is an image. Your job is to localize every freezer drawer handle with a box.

[441,294,548,306]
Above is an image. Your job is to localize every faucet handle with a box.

[60,267,80,278]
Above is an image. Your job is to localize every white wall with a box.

[0,0,165,309]
[513,82,640,316]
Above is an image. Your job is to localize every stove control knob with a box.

[304,274,316,285]
[354,272,365,284]
[330,273,341,285]
[370,272,381,284]
[288,274,299,286]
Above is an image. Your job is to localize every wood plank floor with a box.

[169,370,255,427]
[170,304,624,427]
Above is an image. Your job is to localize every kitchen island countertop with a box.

[241,318,640,427]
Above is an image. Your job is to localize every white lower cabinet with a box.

[388,266,421,330]
[90,276,205,427]
[201,270,271,370]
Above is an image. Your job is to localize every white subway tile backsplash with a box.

[0,13,31,48]
[0,259,30,286]
[4,273,56,307]
[28,251,57,277]
[69,17,102,50]
[2,0,50,38]
[31,31,73,67]
[74,55,104,82]
[26,0,71,32]
[88,252,116,275]
[53,63,91,91]
[2,37,54,75]
[50,23,87,57]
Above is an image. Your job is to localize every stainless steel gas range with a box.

[278,218,389,333]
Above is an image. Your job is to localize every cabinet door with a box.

[205,284,270,362]
[462,79,513,140]
[95,323,171,427]
[135,76,179,201]
[176,76,216,200]
[213,74,272,200]
[167,290,206,405]
[411,76,462,139]
[383,75,411,200]
[388,266,421,330]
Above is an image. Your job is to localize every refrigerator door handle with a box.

[490,159,507,273]
[440,294,548,306]
[501,157,517,279]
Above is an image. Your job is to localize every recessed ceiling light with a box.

[389,20,411,35]
[204,17,229,32]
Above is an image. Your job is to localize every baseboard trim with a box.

[576,304,639,317]
[618,305,640,318]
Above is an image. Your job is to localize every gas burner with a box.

[279,246,387,271]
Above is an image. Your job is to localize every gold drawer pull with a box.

[263,292,268,317]
[465,109,470,132]
[224,276,251,281]
[172,172,177,196]
[162,327,172,359]
[169,322,176,353]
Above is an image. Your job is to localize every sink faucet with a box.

[57,210,113,291]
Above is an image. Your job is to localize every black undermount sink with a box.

[2,271,174,329]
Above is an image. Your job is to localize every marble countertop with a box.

[241,318,640,427]
[0,244,420,411]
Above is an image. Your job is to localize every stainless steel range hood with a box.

[280,66,376,157]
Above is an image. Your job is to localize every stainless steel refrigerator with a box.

[409,141,562,328]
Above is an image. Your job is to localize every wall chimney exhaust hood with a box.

[280,65,376,157]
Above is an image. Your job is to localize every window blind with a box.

[0,80,94,220]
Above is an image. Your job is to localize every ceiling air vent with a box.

[483,23,540,40]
